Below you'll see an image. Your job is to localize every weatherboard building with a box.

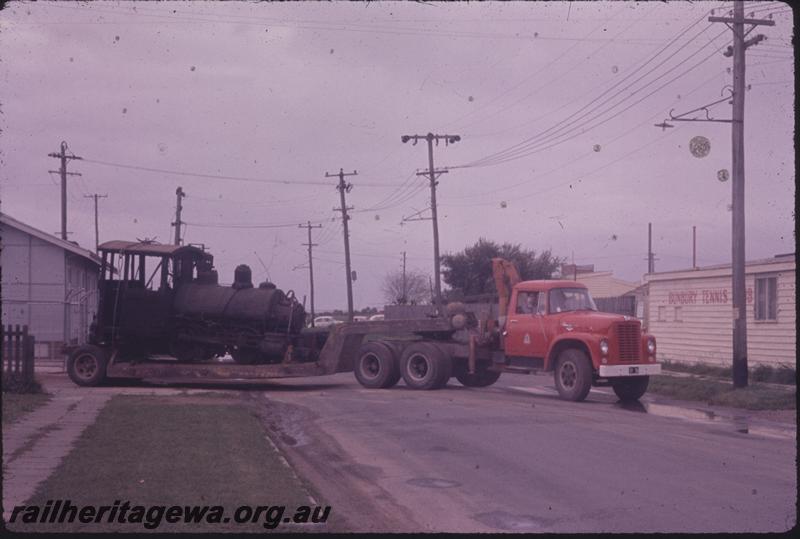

[643,253,796,368]
[1,212,101,361]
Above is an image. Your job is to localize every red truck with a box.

[353,258,660,402]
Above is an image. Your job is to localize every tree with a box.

[441,238,562,299]
[382,269,430,305]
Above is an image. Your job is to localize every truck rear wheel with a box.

[554,349,592,402]
[67,345,108,387]
[612,376,649,402]
[354,341,401,389]
[400,343,450,390]
[455,364,501,387]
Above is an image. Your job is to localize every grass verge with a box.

[12,394,320,533]
[2,392,51,425]
[661,360,796,385]
[649,375,796,410]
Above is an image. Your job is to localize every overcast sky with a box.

[1,0,794,311]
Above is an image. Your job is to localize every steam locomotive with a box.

[88,241,310,365]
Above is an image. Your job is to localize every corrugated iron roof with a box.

[0,212,101,266]
[98,240,206,256]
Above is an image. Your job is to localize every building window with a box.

[674,306,682,322]
[657,305,666,322]
[755,275,777,321]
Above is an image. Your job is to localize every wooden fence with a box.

[2,324,37,392]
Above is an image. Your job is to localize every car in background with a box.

[353,315,369,322]
[369,314,385,321]
[313,316,343,328]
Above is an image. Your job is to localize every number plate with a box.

[628,366,639,375]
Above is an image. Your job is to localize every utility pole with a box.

[172,187,186,245]
[647,223,655,274]
[402,251,407,304]
[326,168,357,322]
[299,221,322,326]
[710,1,774,388]
[692,225,697,269]
[84,194,108,251]
[401,133,461,313]
[48,141,82,240]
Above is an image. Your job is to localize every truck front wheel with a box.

[400,343,450,390]
[354,341,401,389]
[67,345,108,387]
[554,349,592,402]
[612,376,649,402]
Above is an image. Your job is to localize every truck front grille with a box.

[616,322,641,362]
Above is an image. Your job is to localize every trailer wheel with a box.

[67,345,108,387]
[400,343,449,390]
[554,349,592,402]
[612,376,649,402]
[354,341,400,389]
[455,364,501,388]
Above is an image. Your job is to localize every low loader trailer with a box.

[67,243,659,402]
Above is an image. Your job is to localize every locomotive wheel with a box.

[454,363,502,388]
[400,343,450,390]
[232,347,261,365]
[67,345,108,387]
[354,341,400,389]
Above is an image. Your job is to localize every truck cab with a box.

[504,280,660,401]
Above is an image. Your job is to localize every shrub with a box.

[2,374,42,394]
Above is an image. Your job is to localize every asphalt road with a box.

[250,371,797,533]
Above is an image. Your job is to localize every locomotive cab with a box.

[92,240,211,359]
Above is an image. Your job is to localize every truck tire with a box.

[67,345,108,387]
[612,376,649,402]
[434,352,453,389]
[455,364,502,388]
[354,341,401,389]
[400,342,450,390]
[554,349,592,402]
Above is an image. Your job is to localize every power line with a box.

[441,3,630,130]
[355,170,419,212]
[445,65,729,205]
[80,157,403,187]
[444,124,680,209]
[462,6,668,130]
[41,3,676,44]
[460,29,731,169]
[183,220,324,229]
[462,12,718,166]
[465,25,728,168]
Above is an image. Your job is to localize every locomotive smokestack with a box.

[233,264,253,289]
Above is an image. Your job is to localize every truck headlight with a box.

[647,337,656,354]
[600,339,609,356]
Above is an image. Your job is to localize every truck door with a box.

[504,290,547,359]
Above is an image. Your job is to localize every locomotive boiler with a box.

[88,240,307,365]
[173,264,307,364]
